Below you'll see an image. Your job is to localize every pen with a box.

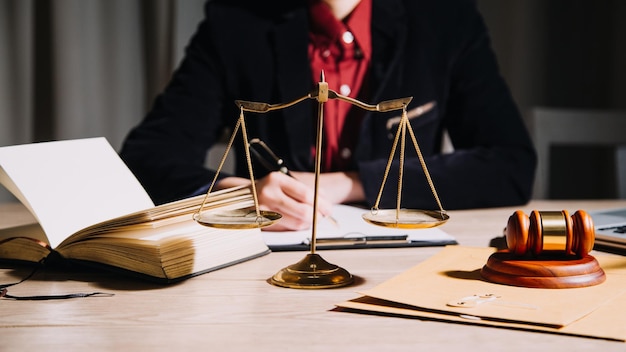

[304,235,409,247]
[249,138,339,227]
[249,138,291,176]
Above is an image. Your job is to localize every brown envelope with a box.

[336,246,626,341]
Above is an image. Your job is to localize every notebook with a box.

[262,204,457,251]
[590,207,626,253]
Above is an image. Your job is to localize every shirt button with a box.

[322,49,331,58]
[340,84,351,96]
[341,148,352,159]
[342,31,354,44]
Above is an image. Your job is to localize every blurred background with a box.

[1,0,625,202]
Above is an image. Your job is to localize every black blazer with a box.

[120,0,537,210]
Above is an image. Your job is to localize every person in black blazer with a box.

[120,0,536,230]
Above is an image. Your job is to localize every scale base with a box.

[480,250,606,289]
[269,253,354,289]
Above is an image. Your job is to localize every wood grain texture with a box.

[481,250,606,288]
[2,200,626,351]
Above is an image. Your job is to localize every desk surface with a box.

[2,200,626,351]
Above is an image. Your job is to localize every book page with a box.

[262,204,456,247]
[0,138,154,248]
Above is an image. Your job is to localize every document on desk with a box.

[336,246,626,342]
[263,204,457,251]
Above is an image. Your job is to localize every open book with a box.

[0,138,269,283]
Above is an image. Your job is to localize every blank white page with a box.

[0,138,154,248]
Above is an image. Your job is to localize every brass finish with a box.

[235,88,412,114]
[362,209,449,229]
[269,73,353,289]
[484,209,605,288]
[268,253,354,289]
[193,107,276,229]
[366,101,448,228]
[196,69,448,288]
[539,211,568,251]
[193,209,281,229]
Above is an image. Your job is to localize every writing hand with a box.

[255,172,334,231]
[289,170,365,205]
[215,172,334,231]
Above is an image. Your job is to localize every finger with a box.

[255,173,314,230]
[256,172,335,231]
[276,174,335,218]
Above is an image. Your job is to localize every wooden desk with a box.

[2,200,626,351]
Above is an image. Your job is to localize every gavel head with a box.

[505,210,595,257]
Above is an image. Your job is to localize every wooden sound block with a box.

[480,250,606,289]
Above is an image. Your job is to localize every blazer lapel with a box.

[370,0,408,103]
[356,0,409,160]
[272,8,315,165]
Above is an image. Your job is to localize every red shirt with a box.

[308,0,372,171]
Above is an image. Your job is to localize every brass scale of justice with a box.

[193,72,449,289]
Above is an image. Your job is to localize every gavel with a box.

[505,210,595,257]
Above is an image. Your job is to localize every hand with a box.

[216,172,334,231]
[256,172,335,231]
[289,170,365,205]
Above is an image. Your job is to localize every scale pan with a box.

[362,209,449,229]
[193,209,282,229]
